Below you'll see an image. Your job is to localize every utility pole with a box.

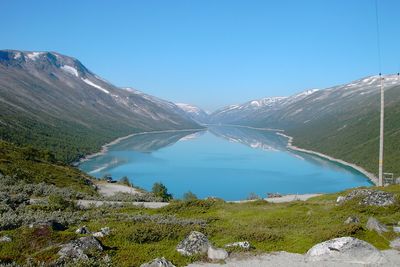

[378,74,384,186]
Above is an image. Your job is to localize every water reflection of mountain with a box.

[109,130,205,152]
[208,126,288,151]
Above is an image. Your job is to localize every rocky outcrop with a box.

[29,220,66,231]
[58,236,103,261]
[344,216,360,224]
[225,241,251,250]
[390,238,400,249]
[366,217,388,234]
[337,189,395,206]
[306,237,383,264]
[140,257,176,267]
[207,246,228,260]
[176,231,210,256]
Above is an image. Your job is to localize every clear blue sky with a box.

[2,0,399,111]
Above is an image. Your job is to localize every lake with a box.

[79,126,372,200]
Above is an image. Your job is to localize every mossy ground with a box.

[1,185,399,267]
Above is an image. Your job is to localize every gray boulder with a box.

[93,227,110,238]
[58,236,103,261]
[338,189,394,206]
[0,236,11,242]
[140,257,176,267]
[366,217,388,234]
[390,238,400,249]
[75,225,91,234]
[306,237,383,264]
[393,226,400,233]
[176,231,210,256]
[344,216,360,224]
[225,241,251,250]
[29,220,66,231]
[207,246,228,260]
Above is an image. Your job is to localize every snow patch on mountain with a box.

[82,78,110,94]
[61,65,79,77]
[26,52,43,61]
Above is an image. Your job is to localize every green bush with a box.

[47,194,76,211]
[152,182,173,202]
[183,191,198,201]
[129,223,186,244]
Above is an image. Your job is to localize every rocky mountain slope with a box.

[176,103,210,124]
[210,75,400,177]
[0,50,202,162]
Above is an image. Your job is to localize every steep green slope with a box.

[289,85,400,177]
[0,50,201,163]
[0,141,97,195]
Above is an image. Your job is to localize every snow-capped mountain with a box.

[0,50,202,160]
[175,103,210,124]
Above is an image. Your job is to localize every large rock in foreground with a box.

[176,231,210,256]
[366,217,388,234]
[306,237,383,264]
[337,189,395,206]
[58,236,103,261]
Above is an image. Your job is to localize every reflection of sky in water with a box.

[79,126,372,200]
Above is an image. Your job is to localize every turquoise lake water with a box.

[79,126,372,200]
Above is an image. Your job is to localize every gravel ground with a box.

[187,250,400,267]
[96,182,142,197]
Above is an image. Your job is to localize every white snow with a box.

[176,103,202,114]
[13,52,22,59]
[82,78,110,94]
[61,65,79,77]
[26,52,43,61]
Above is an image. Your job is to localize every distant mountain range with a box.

[0,50,203,162]
[209,75,400,177]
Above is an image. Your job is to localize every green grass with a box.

[2,185,398,266]
[0,141,97,195]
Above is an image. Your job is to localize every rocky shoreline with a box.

[276,132,378,186]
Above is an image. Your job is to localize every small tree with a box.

[119,176,132,187]
[152,182,173,202]
[183,191,198,201]
[247,192,261,200]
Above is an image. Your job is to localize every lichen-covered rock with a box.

[225,241,251,250]
[0,236,11,242]
[140,257,176,267]
[390,238,400,249]
[176,231,210,256]
[58,236,103,261]
[29,220,66,231]
[306,237,383,264]
[207,246,228,260]
[338,189,394,206]
[366,217,388,234]
[92,227,110,238]
[344,216,360,224]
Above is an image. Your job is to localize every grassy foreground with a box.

[1,184,399,266]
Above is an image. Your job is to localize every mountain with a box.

[210,75,400,177]
[175,103,210,124]
[0,50,202,162]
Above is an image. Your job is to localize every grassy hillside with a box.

[288,85,400,178]
[0,141,97,195]
[0,184,399,266]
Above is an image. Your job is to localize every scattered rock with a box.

[225,241,251,250]
[29,220,66,231]
[344,216,360,224]
[75,225,91,234]
[176,231,210,256]
[58,236,103,261]
[207,246,228,260]
[140,257,176,267]
[366,217,388,234]
[393,226,400,233]
[390,238,400,249]
[338,189,395,206]
[0,236,12,242]
[92,227,111,238]
[306,237,383,264]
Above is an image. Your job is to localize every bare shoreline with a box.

[276,132,378,185]
[74,128,204,166]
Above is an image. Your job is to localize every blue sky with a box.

[2,0,399,111]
